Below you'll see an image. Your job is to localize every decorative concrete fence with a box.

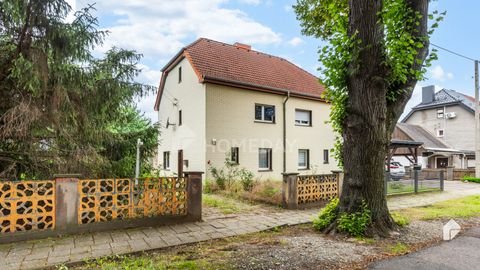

[282,171,342,209]
[0,172,203,243]
[451,168,475,181]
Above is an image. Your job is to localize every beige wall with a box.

[157,57,206,175]
[205,84,339,180]
[405,105,475,151]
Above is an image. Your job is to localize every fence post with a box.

[282,173,299,209]
[413,165,421,194]
[184,171,203,221]
[54,174,81,232]
[331,170,344,197]
[440,170,445,191]
[384,171,389,196]
[446,166,454,181]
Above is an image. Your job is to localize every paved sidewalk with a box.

[2,181,480,270]
[370,227,480,270]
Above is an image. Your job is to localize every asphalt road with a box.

[370,227,480,270]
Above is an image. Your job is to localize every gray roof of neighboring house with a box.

[402,89,476,122]
[396,123,450,149]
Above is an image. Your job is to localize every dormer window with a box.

[178,66,182,83]
[437,109,444,119]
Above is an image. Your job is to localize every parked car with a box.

[388,161,405,181]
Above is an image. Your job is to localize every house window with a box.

[163,151,170,170]
[255,104,275,123]
[437,109,444,119]
[178,67,182,83]
[295,109,312,126]
[231,147,239,164]
[324,149,329,164]
[298,149,309,169]
[437,129,444,137]
[178,110,182,126]
[259,148,272,170]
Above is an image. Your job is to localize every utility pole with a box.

[135,138,143,184]
[475,60,480,178]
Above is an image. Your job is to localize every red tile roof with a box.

[155,38,326,110]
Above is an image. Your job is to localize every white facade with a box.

[157,59,339,180]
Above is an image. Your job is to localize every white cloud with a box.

[430,65,454,82]
[81,0,281,61]
[76,0,282,121]
[288,37,304,46]
[284,4,293,12]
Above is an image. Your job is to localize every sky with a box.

[70,0,480,122]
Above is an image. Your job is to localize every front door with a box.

[436,157,448,168]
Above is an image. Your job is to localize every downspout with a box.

[283,91,290,173]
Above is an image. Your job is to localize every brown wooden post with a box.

[184,171,203,221]
[282,173,299,209]
[177,149,183,177]
[54,174,81,233]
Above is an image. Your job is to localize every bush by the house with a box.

[313,198,339,231]
[463,176,480,183]
[337,201,372,237]
[207,155,282,206]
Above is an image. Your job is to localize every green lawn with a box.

[394,195,480,220]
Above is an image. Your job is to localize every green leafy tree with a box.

[295,0,442,236]
[0,0,158,179]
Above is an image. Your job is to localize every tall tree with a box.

[295,0,441,235]
[0,0,158,179]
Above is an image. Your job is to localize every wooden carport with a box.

[387,139,423,165]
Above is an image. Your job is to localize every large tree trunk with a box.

[337,0,395,237]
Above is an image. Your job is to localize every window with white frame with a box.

[163,151,170,170]
[259,148,272,170]
[437,129,444,137]
[437,108,444,119]
[255,104,275,123]
[298,149,309,169]
[295,109,312,126]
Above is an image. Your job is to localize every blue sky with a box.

[71,0,480,122]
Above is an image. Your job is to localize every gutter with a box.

[202,75,326,102]
[283,91,290,173]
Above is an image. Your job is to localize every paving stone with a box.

[128,239,150,251]
[126,229,146,240]
[110,245,132,255]
[144,236,168,249]
[47,255,70,265]
[70,245,91,255]
[49,247,71,257]
[21,258,47,267]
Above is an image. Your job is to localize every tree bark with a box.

[336,0,429,237]
[338,0,394,236]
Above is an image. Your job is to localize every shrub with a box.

[313,198,339,231]
[239,168,255,191]
[391,212,410,227]
[203,179,219,194]
[337,201,371,237]
[463,176,480,183]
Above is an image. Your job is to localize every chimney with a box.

[234,42,251,51]
[422,85,435,104]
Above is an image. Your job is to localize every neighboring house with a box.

[154,38,339,180]
[400,86,476,168]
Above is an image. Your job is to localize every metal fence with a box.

[385,168,444,195]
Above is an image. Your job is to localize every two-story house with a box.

[154,38,339,180]
[400,85,476,168]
